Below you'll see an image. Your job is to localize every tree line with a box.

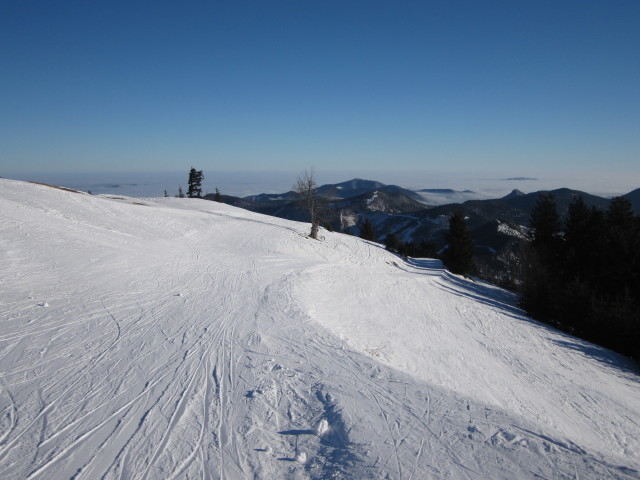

[362,192,639,360]
[522,194,640,358]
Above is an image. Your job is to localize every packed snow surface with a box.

[0,178,639,479]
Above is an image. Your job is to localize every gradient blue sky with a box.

[1,1,639,187]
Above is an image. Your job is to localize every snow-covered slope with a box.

[0,178,638,479]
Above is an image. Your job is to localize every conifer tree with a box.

[564,197,591,279]
[187,168,204,198]
[384,233,400,252]
[359,218,375,241]
[530,193,562,262]
[442,210,476,275]
[597,198,640,358]
[563,197,605,283]
[603,197,640,295]
[214,188,222,202]
[521,194,562,321]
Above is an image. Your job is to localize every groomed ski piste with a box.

[0,178,639,479]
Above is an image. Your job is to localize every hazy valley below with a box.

[5,169,640,202]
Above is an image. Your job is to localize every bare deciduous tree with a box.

[295,168,320,239]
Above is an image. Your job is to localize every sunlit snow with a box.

[0,179,638,479]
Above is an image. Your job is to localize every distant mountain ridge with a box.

[206,179,638,260]
[317,178,384,198]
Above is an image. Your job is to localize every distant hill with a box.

[330,189,425,214]
[207,180,638,263]
[242,191,298,205]
[316,179,425,203]
[428,187,613,227]
[623,187,640,213]
[238,178,423,205]
[316,178,384,198]
[502,189,525,199]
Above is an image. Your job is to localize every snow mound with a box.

[315,418,329,436]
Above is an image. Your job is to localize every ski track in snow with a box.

[0,178,639,479]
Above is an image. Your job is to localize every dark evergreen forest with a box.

[520,194,640,359]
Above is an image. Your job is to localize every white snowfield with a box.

[0,178,639,480]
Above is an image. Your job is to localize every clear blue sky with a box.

[1,1,639,183]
